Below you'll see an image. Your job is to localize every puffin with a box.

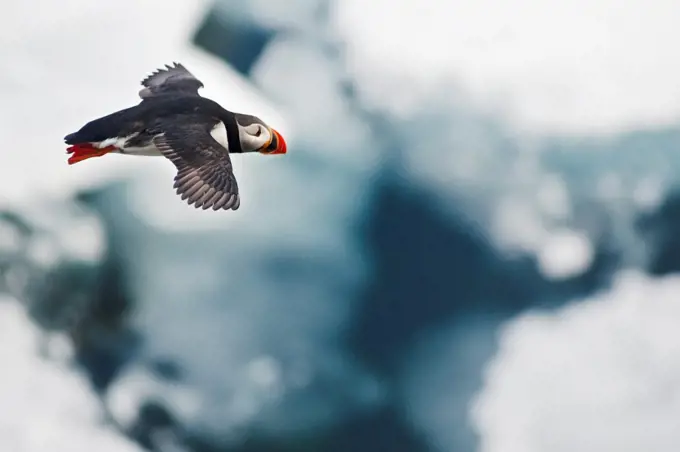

[64,62,287,211]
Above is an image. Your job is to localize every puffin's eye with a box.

[248,125,262,137]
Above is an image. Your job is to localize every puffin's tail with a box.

[64,127,98,145]
[64,107,132,145]
[64,106,139,163]
[64,118,121,164]
[64,132,82,145]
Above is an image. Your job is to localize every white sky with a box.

[334,0,680,136]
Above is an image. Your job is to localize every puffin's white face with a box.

[236,115,287,155]
[239,123,271,152]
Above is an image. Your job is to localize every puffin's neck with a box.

[220,110,243,153]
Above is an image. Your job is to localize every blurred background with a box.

[2,0,680,451]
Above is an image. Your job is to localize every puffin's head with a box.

[234,113,287,155]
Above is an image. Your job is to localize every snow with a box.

[0,298,142,452]
[493,202,595,280]
[324,2,680,448]
[397,318,501,452]
[215,0,328,32]
[333,0,680,136]
[107,364,202,431]
[323,0,680,273]
[471,271,680,452]
[102,218,381,441]
[14,200,106,266]
[536,230,594,280]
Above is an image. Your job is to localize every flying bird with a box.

[64,63,287,211]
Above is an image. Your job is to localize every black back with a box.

[64,96,239,151]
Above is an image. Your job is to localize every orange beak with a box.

[261,128,287,155]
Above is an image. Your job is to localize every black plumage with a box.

[154,118,240,211]
[62,62,285,211]
[64,97,242,154]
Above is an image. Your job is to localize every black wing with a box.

[153,120,240,211]
[139,63,204,99]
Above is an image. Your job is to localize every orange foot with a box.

[67,144,116,165]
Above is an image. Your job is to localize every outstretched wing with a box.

[153,120,240,211]
[139,62,204,99]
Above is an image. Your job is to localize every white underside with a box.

[121,145,163,156]
[92,121,229,157]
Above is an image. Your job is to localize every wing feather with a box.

[139,62,204,99]
[153,119,240,211]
